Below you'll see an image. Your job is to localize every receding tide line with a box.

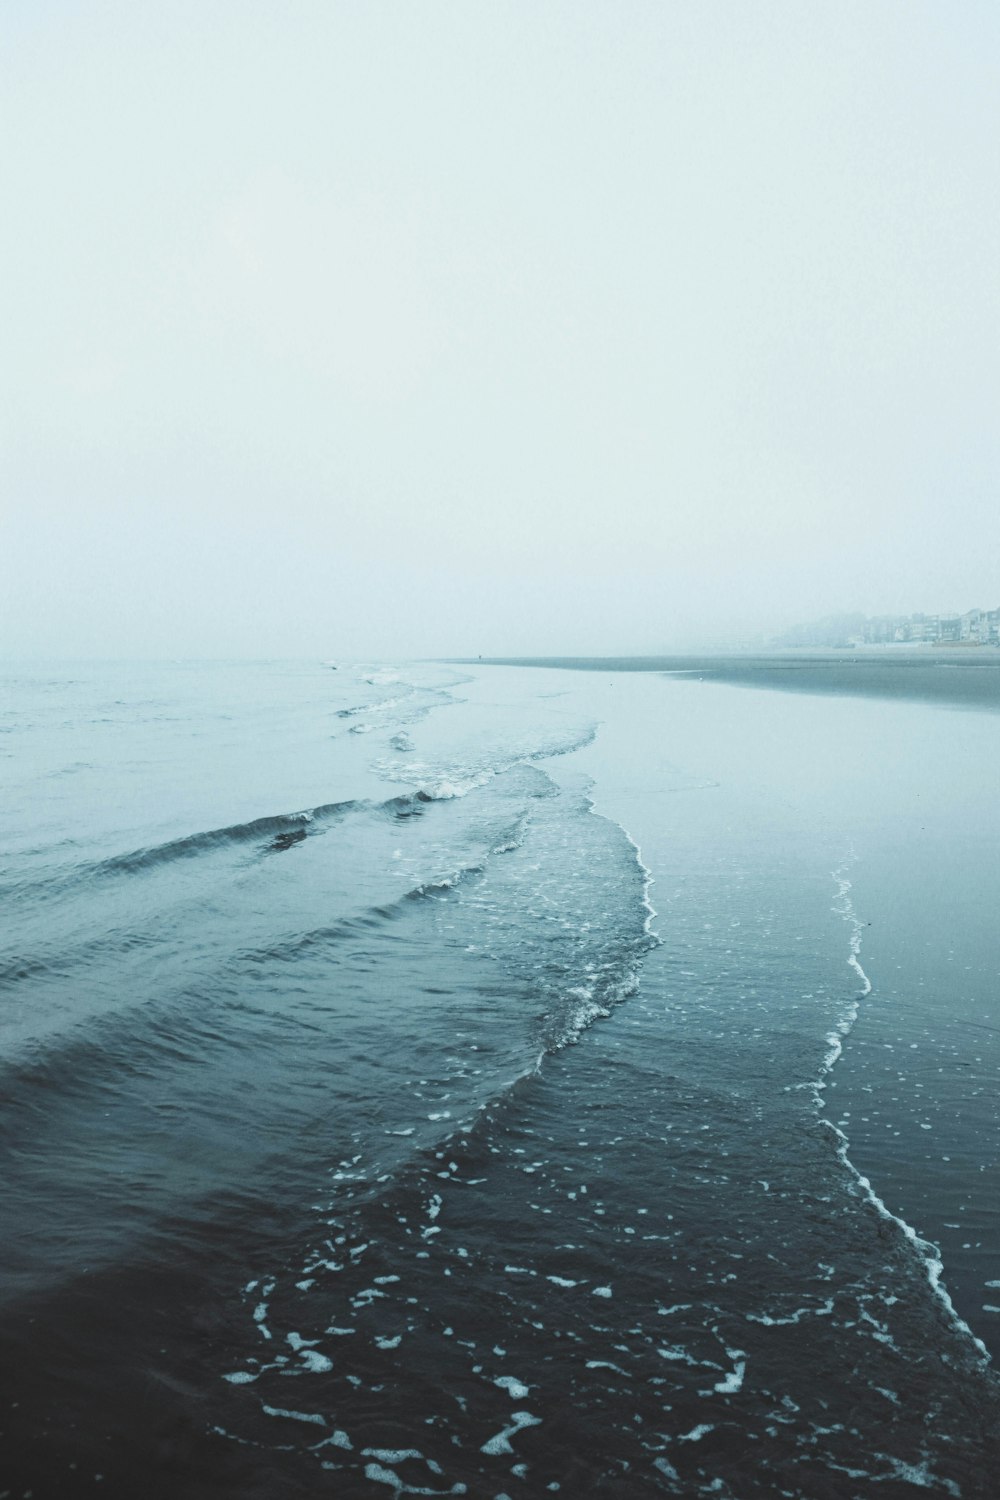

[585,793,660,945]
[822,857,990,1366]
[520,790,659,1073]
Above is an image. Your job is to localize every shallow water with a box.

[1,659,998,1496]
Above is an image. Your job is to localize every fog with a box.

[2,1,998,659]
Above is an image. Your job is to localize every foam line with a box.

[826,1120,989,1362]
[820,854,990,1366]
[578,782,660,945]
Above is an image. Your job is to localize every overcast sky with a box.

[2,1,998,657]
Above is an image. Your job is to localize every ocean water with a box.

[2,658,998,1498]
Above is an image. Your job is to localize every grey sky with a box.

[2,1,998,657]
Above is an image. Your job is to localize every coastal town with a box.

[776,607,1000,649]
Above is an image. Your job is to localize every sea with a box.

[2,657,998,1499]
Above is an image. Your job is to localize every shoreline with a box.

[454,652,1000,712]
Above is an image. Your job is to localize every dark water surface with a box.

[1,660,998,1497]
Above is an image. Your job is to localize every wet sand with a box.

[467,652,1000,712]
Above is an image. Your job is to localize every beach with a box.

[2,658,998,1496]
[473,651,1000,713]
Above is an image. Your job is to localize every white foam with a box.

[480,1410,542,1456]
[828,1121,990,1362]
[813,862,989,1362]
[287,1331,317,1350]
[364,1463,403,1488]
[873,1454,961,1497]
[830,860,872,998]
[262,1404,326,1426]
[712,1357,746,1394]
[312,1429,353,1451]
[494,1375,531,1399]
[372,759,497,802]
[746,1299,833,1326]
[298,1349,334,1372]
[252,1299,272,1340]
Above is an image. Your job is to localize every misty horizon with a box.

[2,3,998,660]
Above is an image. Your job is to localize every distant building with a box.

[776,606,999,649]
